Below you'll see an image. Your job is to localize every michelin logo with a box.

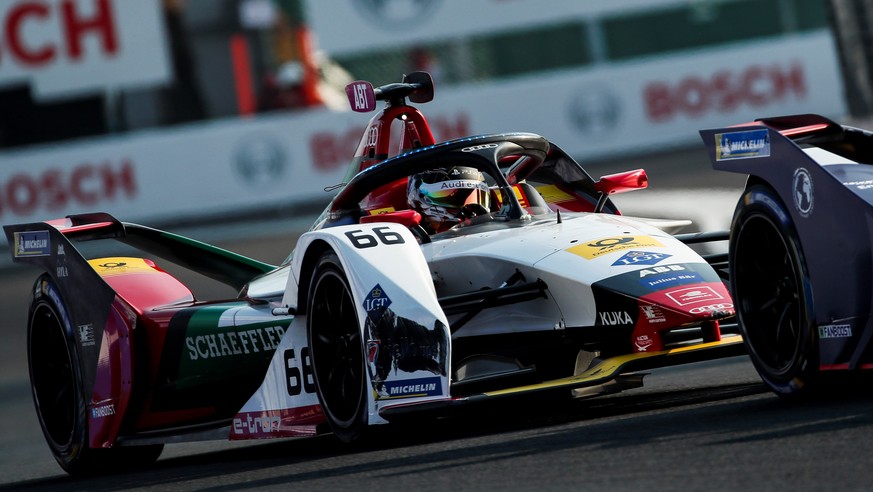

[716,129,770,160]
[382,376,442,399]
[14,231,51,257]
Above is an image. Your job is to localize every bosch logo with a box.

[1,160,137,219]
[461,144,498,152]
[689,303,734,314]
[644,63,806,123]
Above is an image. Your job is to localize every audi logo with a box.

[461,143,498,152]
[689,303,734,314]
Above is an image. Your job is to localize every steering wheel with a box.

[456,203,490,220]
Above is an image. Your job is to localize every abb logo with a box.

[0,159,137,217]
[1,0,118,67]
[309,113,471,171]
[644,62,806,122]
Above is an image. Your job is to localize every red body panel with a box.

[88,298,135,448]
[346,95,437,215]
[85,256,288,439]
[90,258,195,311]
[634,281,734,352]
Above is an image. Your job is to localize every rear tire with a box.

[729,185,818,397]
[306,252,368,442]
[29,275,162,475]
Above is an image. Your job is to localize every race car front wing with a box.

[379,334,745,420]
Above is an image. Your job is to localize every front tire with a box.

[306,252,368,442]
[730,185,818,397]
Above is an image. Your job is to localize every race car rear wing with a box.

[702,113,873,173]
[4,212,274,291]
[753,113,843,139]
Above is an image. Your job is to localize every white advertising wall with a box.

[304,0,691,54]
[0,32,846,237]
[447,32,845,159]
[0,0,171,101]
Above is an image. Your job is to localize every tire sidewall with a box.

[729,184,817,395]
[305,251,368,441]
[28,275,90,472]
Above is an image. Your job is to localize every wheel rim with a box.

[734,213,803,376]
[30,304,76,448]
[309,269,365,428]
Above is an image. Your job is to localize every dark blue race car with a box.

[701,114,873,396]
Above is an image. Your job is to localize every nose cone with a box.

[594,262,735,322]
[592,262,735,353]
[642,281,735,320]
[630,280,734,352]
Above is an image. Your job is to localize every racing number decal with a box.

[344,226,406,249]
[284,348,316,395]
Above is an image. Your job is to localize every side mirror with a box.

[593,169,648,195]
[403,71,434,104]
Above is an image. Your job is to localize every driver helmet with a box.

[408,166,490,233]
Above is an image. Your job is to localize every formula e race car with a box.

[701,114,873,397]
[5,72,743,475]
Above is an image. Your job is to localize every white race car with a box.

[5,72,742,475]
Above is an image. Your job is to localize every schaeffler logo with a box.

[353,0,442,27]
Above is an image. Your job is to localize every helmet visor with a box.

[418,179,490,209]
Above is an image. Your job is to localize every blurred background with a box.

[0,0,863,240]
[0,2,864,482]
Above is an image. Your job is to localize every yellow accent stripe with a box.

[482,336,744,397]
[534,183,576,203]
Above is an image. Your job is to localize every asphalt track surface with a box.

[4,149,873,491]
